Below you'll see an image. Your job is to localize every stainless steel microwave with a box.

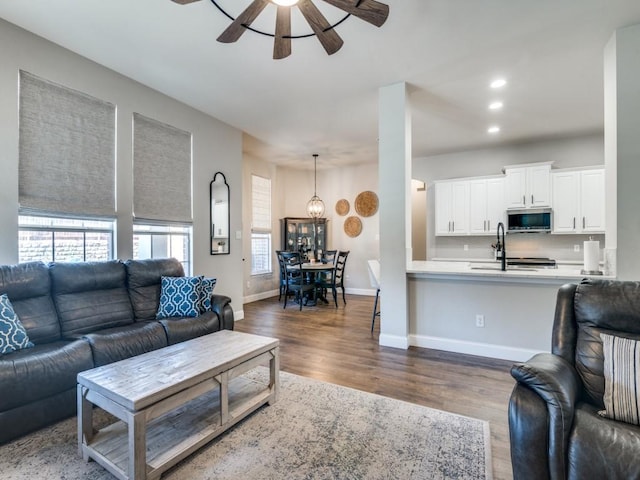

[507,208,552,233]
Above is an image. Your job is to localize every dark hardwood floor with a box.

[237,293,516,480]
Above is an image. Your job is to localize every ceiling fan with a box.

[171,0,389,59]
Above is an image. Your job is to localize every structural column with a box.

[378,82,412,349]
[604,24,640,279]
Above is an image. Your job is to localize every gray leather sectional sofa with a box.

[0,258,233,444]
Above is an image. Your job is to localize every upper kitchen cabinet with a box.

[552,168,605,234]
[435,180,469,236]
[468,177,504,235]
[504,164,551,209]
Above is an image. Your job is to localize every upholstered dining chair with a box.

[280,251,314,310]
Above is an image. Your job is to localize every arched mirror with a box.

[210,172,230,255]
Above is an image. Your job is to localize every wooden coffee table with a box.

[77,330,279,480]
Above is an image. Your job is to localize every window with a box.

[19,215,114,263]
[251,175,272,275]
[133,223,192,275]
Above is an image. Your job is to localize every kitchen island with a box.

[406,260,613,361]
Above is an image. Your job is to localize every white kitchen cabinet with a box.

[505,164,551,209]
[435,180,469,236]
[469,177,504,235]
[552,168,605,234]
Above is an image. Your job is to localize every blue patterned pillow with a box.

[198,277,217,313]
[0,294,34,355]
[156,276,201,319]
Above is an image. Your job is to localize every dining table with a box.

[287,261,335,306]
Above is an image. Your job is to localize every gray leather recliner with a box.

[509,279,640,479]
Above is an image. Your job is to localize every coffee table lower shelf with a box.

[81,374,272,480]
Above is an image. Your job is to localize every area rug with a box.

[0,371,492,479]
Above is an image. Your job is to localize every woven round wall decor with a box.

[344,216,362,238]
[354,191,379,217]
[335,199,350,216]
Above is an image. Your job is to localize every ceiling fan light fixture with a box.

[272,0,299,6]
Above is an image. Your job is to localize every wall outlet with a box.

[475,314,485,328]
[463,244,469,251]
[246,281,251,289]
[574,245,580,252]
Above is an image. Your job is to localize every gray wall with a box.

[0,19,245,316]
[412,133,605,262]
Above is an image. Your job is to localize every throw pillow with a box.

[599,332,640,425]
[0,294,34,355]
[198,277,217,313]
[156,276,201,319]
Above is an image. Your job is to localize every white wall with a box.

[0,19,244,315]
[606,25,640,280]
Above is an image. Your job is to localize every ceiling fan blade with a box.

[274,6,292,59]
[217,0,269,43]
[170,0,202,4]
[298,0,344,55]
[321,0,389,27]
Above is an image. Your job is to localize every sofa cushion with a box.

[50,261,134,337]
[159,311,221,345]
[156,276,201,319]
[198,277,217,313]
[0,261,60,344]
[125,258,184,321]
[573,279,640,406]
[600,333,640,425]
[0,294,34,354]
[568,403,640,480]
[82,321,168,366]
[0,339,93,411]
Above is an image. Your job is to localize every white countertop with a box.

[407,260,615,283]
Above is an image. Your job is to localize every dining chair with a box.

[316,250,349,308]
[321,250,338,264]
[315,250,338,298]
[275,250,287,302]
[280,251,315,310]
[367,259,381,332]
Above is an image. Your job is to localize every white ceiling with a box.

[1,0,640,170]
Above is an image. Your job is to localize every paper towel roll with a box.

[584,240,600,272]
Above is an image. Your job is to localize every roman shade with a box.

[133,113,192,224]
[19,71,116,217]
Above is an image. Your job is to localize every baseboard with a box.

[244,290,279,304]
[379,334,409,350]
[409,334,544,362]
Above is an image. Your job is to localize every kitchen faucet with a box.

[496,222,506,271]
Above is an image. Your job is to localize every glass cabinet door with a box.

[281,218,328,261]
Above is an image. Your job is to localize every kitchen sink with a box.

[469,264,538,272]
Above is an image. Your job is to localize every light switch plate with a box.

[236,230,242,240]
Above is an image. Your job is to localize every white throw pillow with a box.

[599,332,640,426]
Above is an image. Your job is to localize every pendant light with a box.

[306,154,325,218]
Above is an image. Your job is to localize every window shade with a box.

[19,71,116,217]
[133,113,192,223]
[252,175,271,232]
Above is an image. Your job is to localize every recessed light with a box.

[488,126,500,134]
[489,101,503,110]
[490,79,507,89]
